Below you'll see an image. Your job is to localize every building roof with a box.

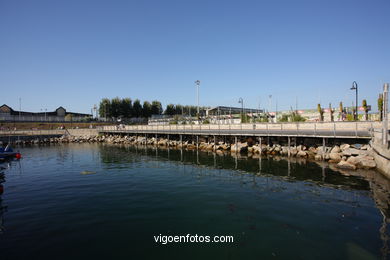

[207,106,263,114]
[0,104,91,117]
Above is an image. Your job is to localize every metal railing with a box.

[100,121,385,139]
[0,129,66,136]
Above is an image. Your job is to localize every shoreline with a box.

[7,134,380,174]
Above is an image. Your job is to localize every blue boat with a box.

[0,145,21,159]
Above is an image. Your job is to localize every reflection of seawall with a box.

[98,143,390,258]
[98,143,375,192]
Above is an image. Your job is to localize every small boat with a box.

[0,145,21,159]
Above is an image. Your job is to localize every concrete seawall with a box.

[0,128,99,144]
[371,130,390,177]
[66,129,99,137]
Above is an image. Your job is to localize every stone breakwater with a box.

[11,134,378,171]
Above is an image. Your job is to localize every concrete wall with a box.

[370,130,390,177]
[67,129,99,137]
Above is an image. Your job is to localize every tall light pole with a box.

[383,83,389,146]
[268,95,272,113]
[351,81,358,120]
[195,80,200,118]
[238,97,244,123]
[19,97,21,121]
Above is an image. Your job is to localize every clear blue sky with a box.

[1,0,389,114]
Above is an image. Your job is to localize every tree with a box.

[121,98,133,118]
[339,101,343,121]
[378,94,384,121]
[362,99,369,121]
[142,101,152,118]
[99,98,111,119]
[175,104,183,115]
[133,99,142,118]
[164,104,176,115]
[111,97,121,118]
[317,104,324,121]
[151,100,163,115]
[329,103,334,122]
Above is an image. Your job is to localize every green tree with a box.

[175,104,183,115]
[339,101,343,120]
[362,99,368,121]
[329,103,334,122]
[317,104,324,121]
[120,98,133,118]
[378,94,383,121]
[111,97,121,118]
[164,104,176,115]
[133,99,142,117]
[151,100,163,115]
[142,101,152,118]
[99,98,111,118]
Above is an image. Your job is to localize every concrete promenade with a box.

[100,121,384,139]
[0,121,387,140]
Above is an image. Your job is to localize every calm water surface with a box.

[0,143,389,260]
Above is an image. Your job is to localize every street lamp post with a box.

[195,80,200,118]
[238,97,244,123]
[351,81,358,120]
[19,98,21,121]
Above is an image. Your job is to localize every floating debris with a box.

[81,171,96,175]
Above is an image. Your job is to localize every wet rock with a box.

[336,160,357,170]
[329,153,342,162]
[330,145,341,154]
[342,148,361,156]
[340,144,350,151]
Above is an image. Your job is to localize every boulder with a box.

[342,148,361,156]
[290,148,298,156]
[336,160,356,170]
[329,153,342,162]
[281,147,289,155]
[330,145,341,154]
[357,158,377,169]
[274,146,282,153]
[340,144,350,151]
[297,151,307,157]
[346,156,359,166]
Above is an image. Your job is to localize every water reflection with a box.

[0,164,8,234]
[98,144,373,191]
[98,143,390,259]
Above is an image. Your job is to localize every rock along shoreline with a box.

[10,134,378,171]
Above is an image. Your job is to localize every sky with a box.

[0,0,389,114]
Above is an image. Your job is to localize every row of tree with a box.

[98,98,208,119]
[99,98,163,119]
[164,104,208,117]
[316,96,383,121]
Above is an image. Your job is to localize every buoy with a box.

[15,153,21,159]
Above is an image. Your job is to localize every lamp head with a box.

[351,81,357,90]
